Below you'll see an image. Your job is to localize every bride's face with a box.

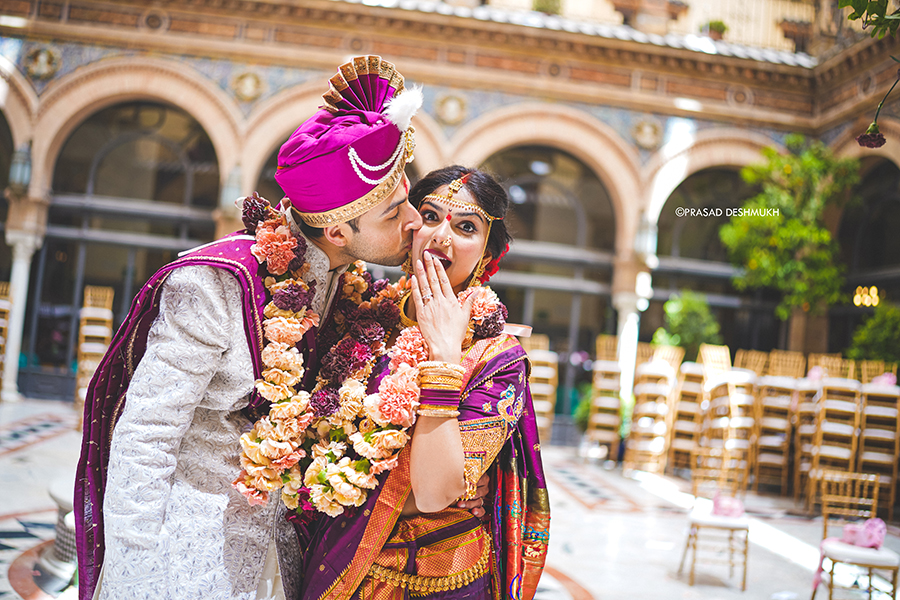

[411,185,492,294]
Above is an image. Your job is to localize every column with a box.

[3,230,41,402]
[213,165,243,239]
[613,292,641,406]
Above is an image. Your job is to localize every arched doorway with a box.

[481,144,616,411]
[652,168,778,352]
[23,101,219,398]
[834,157,900,351]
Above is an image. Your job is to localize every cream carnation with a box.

[268,393,310,421]
[337,379,367,421]
[261,342,305,373]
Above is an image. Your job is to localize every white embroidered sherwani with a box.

[96,234,335,600]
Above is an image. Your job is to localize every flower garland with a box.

[232,193,403,518]
[232,194,509,519]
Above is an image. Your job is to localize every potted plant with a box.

[702,20,727,40]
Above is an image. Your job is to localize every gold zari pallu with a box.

[366,533,491,596]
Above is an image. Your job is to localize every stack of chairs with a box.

[808,353,856,379]
[699,343,732,377]
[668,361,706,471]
[75,286,115,419]
[794,377,823,502]
[525,338,559,444]
[586,335,621,459]
[859,378,900,520]
[624,353,677,474]
[753,374,796,493]
[702,370,757,485]
[806,378,862,510]
[0,282,9,388]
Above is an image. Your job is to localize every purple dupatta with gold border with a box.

[298,334,550,600]
[74,234,278,600]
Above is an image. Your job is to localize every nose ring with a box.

[440,237,452,247]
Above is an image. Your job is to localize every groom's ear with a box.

[321,223,352,248]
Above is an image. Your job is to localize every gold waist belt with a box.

[366,535,491,596]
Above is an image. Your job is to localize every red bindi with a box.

[446,214,452,221]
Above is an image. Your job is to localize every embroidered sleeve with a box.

[458,358,528,498]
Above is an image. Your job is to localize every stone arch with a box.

[448,102,640,256]
[644,127,779,224]
[243,84,447,196]
[31,56,242,200]
[0,55,38,148]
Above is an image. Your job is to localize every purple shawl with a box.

[74,234,276,600]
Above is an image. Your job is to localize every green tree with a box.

[840,0,900,38]
[719,134,859,321]
[652,290,722,362]
[847,302,900,363]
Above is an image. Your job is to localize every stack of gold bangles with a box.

[417,361,465,418]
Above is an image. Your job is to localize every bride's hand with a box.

[411,253,476,364]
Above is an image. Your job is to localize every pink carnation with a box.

[464,287,501,320]
[233,472,270,506]
[251,223,298,276]
[369,455,399,475]
[264,314,319,346]
[271,449,306,470]
[389,327,429,370]
[376,363,420,427]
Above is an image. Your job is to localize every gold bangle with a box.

[418,403,459,411]
[420,375,463,386]
[418,361,465,375]
[416,408,460,418]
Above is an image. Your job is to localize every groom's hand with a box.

[455,473,491,518]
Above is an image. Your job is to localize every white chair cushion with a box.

[821,422,855,436]
[671,438,695,450]
[758,435,786,448]
[757,452,787,465]
[760,417,789,430]
[676,401,700,414]
[859,451,895,465]
[680,381,703,394]
[798,424,817,436]
[757,376,798,391]
[680,362,704,376]
[81,325,112,337]
[688,507,750,530]
[592,359,620,373]
[80,306,114,320]
[594,379,621,392]
[532,400,554,414]
[636,360,676,379]
[862,383,900,398]
[633,382,671,398]
[530,383,556,397]
[822,377,862,392]
[589,413,619,426]
[588,430,619,443]
[79,342,109,355]
[815,445,853,460]
[761,395,792,409]
[865,405,898,418]
[823,399,857,413]
[531,365,557,379]
[821,540,900,568]
[674,420,699,433]
[592,396,620,410]
[862,428,896,441]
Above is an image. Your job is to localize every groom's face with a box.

[343,175,422,267]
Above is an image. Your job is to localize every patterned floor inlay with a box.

[0,413,79,457]
[0,514,57,599]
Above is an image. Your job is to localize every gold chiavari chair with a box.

[808,353,856,380]
[678,448,750,591]
[753,375,797,494]
[699,343,732,376]
[860,360,898,384]
[734,349,768,376]
[667,362,705,472]
[859,380,900,521]
[807,378,862,511]
[767,349,806,378]
[812,470,898,600]
[595,334,617,362]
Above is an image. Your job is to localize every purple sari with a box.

[298,334,550,600]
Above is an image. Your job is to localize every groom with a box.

[76,56,484,600]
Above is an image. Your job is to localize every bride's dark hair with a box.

[408,166,512,262]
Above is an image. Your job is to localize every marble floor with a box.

[0,398,897,600]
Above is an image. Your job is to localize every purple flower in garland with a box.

[474,305,507,338]
[241,192,271,233]
[376,301,400,329]
[310,387,340,417]
[320,338,372,381]
[351,319,385,345]
[288,235,308,272]
[370,278,389,295]
[273,283,315,312]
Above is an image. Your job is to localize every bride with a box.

[297,166,550,600]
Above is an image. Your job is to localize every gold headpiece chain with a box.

[422,175,502,223]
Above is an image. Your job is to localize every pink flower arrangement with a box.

[251,223,298,276]
[369,363,419,427]
[389,328,428,371]
[233,477,269,506]
[263,315,318,346]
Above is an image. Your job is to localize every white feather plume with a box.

[383,85,423,131]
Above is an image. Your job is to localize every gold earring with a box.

[468,257,488,288]
[401,253,413,275]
